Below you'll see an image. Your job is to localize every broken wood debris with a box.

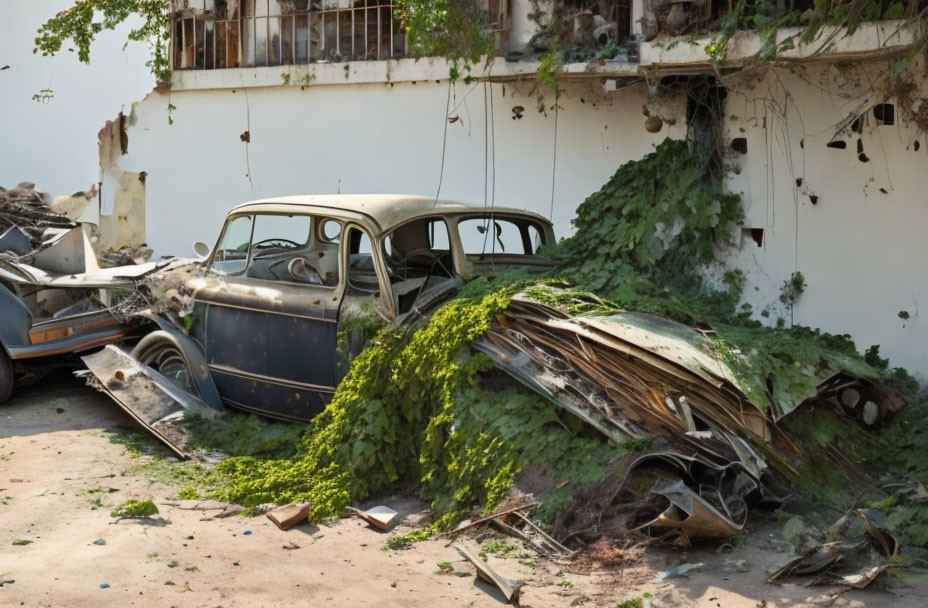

[346,505,399,531]
[267,503,311,531]
[454,545,526,603]
[442,502,541,538]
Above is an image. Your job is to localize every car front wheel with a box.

[131,333,197,396]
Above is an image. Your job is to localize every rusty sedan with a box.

[81,195,554,454]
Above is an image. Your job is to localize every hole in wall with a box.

[795,178,803,187]
[851,116,863,133]
[857,139,869,162]
[873,103,895,125]
[809,195,818,205]
[827,140,847,149]
[731,138,748,154]
[742,227,764,247]
[915,140,921,151]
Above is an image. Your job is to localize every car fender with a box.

[134,313,224,412]
[0,283,33,359]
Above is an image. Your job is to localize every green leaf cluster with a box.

[34,0,171,82]
[396,0,496,67]
[111,497,159,518]
[210,288,516,523]
[546,138,743,314]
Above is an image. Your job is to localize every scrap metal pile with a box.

[0,183,78,251]
[471,287,906,587]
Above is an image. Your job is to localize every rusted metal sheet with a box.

[767,509,900,589]
[475,292,779,479]
[81,345,217,458]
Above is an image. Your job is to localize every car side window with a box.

[458,217,545,256]
[346,226,380,295]
[244,214,340,286]
[209,215,253,275]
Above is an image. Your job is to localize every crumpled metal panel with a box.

[81,345,218,458]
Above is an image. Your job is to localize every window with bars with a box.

[171,0,510,70]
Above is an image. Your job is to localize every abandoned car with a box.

[78,195,554,451]
[0,222,157,403]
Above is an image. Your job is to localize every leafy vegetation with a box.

[111,498,159,518]
[545,138,743,313]
[34,0,170,82]
[397,0,496,69]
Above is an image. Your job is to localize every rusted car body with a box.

[0,224,157,402]
[84,195,554,442]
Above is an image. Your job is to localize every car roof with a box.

[228,194,552,232]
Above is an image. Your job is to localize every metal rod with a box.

[170,12,176,70]
[212,19,217,68]
[181,18,187,68]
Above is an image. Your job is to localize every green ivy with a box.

[546,138,744,314]
[210,288,515,522]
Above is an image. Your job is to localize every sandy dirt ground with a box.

[1,377,925,607]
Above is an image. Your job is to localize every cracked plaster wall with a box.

[722,60,928,378]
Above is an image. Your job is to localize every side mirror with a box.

[192,241,211,259]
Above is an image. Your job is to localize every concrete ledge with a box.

[639,20,920,70]
[170,20,921,91]
[169,56,640,91]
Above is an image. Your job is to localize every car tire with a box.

[131,332,197,396]
[0,348,13,404]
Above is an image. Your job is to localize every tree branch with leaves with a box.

[34,0,171,82]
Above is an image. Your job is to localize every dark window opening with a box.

[873,103,895,126]
[742,227,763,248]
[850,116,863,134]
[730,137,747,154]
[826,140,847,150]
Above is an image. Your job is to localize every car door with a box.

[194,212,344,422]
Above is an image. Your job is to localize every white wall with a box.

[0,1,153,196]
[102,55,928,380]
[723,62,928,378]
[117,76,684,257]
